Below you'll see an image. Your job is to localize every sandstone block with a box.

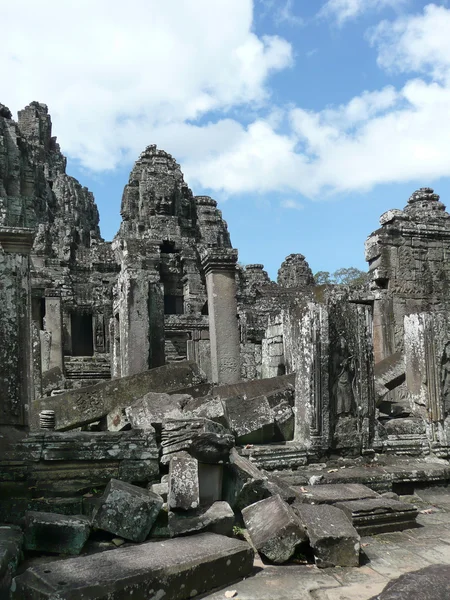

[24,511,90,555]
[225,395,275,445]
[335,497,419,535]
[168,452,200,511]
[13,533,254,600]
[92,479,163,542]
[294,504,360,568]
[242,495,307,564]
[168,501,234,537]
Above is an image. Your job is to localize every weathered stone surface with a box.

[293,503,360,568]
[0,525,23,596]
[150,481,168,502]
[32,361,206,430]
[168,501,235,537]
[293,483,379,504]
[369,565,450,600]
[161,417,233,464]
[294,483,379,505]
[124,392,191,435]
[225,395,275,445]
[168,452,200,511]
[13,533,254,600]
[242,495,307,564]
[335,497,419,535]
[223,449,271,511]
[24,511,90,555]
[92,479,163,542]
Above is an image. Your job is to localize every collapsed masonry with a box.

[2,102,450,597]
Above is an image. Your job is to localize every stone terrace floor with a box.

[201,486,450,600]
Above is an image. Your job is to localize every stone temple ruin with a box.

[3,102,450,598]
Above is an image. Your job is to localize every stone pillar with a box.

[0,227,35,427]
[113,239,165,377]
[201,248,240,384]
[44,289,64,372]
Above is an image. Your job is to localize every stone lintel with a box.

[44,288,61,297]
[0,227,35,254]
[201,248,238,275]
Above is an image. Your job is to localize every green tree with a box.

[314,267,368,287]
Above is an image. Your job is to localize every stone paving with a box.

[202,487,450,600]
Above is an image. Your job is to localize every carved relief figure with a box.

[441,341,450,417]
[332,337,355,416]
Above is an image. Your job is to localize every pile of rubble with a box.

[1,365,420,599]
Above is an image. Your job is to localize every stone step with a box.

[334,497,419,535]
[292,483,379,505]
[13,533,254,600]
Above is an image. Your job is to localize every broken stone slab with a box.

[0,525,23,596]
[161,417,233,464]
[183,373,296,414]
[242,495,307,564]
[124,392,192,437]
[92,479,163,542]
[168,451,200,511]
[374,351,405,402]
[239,443,308,471]
[225,395,275,445]
[187,395,230,428]
[24,511,90,555]
[168,501,235,537]
[222,449,300,511]
[32,361,206,431]
[334,497,419,535]
[12,532,254,600]
[149,481,168,502]
[271,400,295,441]
[293,483,380,505]
[293,503,360,568]
[223,449,271,511]
[369,564,450,600]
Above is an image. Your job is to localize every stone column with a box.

[44,289,64,372]
[113,239,165,377]
[201,248,240,384]
[0,227,35,427]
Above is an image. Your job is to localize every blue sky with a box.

[3,0,450,278]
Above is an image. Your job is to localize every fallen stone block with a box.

[124,392,191,437]
[13,532,254,600]
[149,481,168,502]
[0,525,23,596]
[293,504,360,568]
[32,361,206,431]
[374,351,405,402]
[168,501,235,537]
[225,395,275,445]
[242,495,307,564]
[24,511,90,555]
[223,449,271,511]
[294,483,379,505]
[168,452,200,511]
[369,564,450,600]
[161,417,233,464]
[271,400,295,441]
[188,396,230,428]
[92,479,163,542]
[335,497,419,535]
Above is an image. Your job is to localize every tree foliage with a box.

[314,267,368,287]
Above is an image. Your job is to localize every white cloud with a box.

[370,3,450,81]
[1,0,292,170]
[280,199,304,210]
[320,0,408,26]
[185,5,450,198]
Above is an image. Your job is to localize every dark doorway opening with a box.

[71,313,94,356]
[164,295,184,315]
[160,240,177,254]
